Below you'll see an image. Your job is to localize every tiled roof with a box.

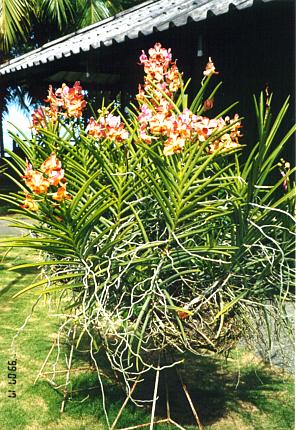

[0,0,274,76]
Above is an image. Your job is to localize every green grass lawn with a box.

[0,242,294,430]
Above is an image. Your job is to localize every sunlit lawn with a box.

[0,240,294,430]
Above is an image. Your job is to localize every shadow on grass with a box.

[0,253,37,275]
[58,351,293,428]
[0,273,24,297]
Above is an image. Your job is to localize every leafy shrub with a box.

[0,44,295,421]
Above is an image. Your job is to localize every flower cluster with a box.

[137,43,181,102]
[29,45,241,158]
[31,81,87,130]
[208,115,242,153]
[138,105,194,154]
[31,106,58,129]
[22,153,71,211]
[138,106,242,156]
[137,46,241,156]
[88,111,129,143]
[137,43,184,154]
[45,81,87,118]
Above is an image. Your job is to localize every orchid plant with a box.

[1,43,295,428]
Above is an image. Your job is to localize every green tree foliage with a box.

[0,0,141,56]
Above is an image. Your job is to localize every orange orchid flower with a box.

[41,153,62,174]
[41,153,64,186]
[21,194,39,212]
[52,184,72,202]
[203,57,219,77]
[25,171,50,194]
[88,113,129,143]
